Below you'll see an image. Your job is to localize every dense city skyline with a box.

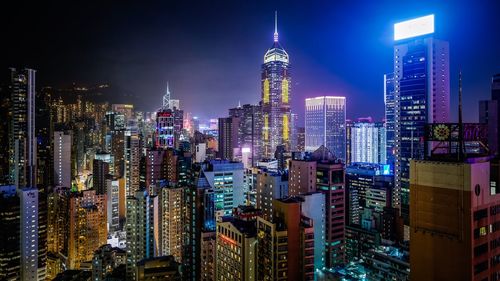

[2,0,500,122]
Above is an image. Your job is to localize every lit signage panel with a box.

[394,14,434,41]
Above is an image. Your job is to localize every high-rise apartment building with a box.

[305,96,346,161]
[218,117,240,161]
[159,185,183,262]
[393,15,450,226]
[126,190,155,280]
[125,127,141,196]
[289,146,346,267]
[350,120,386,164]
[255,169,288,221]
[215,216,257,281]
[261,12,291,158]
[256,198,315,281]
[54,131,73,188]
[68,189,107,269]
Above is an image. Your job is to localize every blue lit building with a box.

[384,73,395,169]
[201,160,245,218]
[393,15,450,228]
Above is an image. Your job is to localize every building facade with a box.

[305,96,346,161]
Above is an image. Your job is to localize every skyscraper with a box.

[261,12,291,158]
[305,96,346,161]
[393,15,450,227]
[19,188,39,281]
[384,73,395,168]
[0,185,20,281]
[229,103,262,165]
[53,131,72,188]
[9,68,37,188]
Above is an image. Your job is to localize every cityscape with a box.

[1,1,500,281]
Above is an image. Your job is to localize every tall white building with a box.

[305,96,346,160]
[351,121,386,164]
[53,131,72,187]
[18,188,38,281]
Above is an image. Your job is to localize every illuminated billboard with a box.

[394,14,434,41]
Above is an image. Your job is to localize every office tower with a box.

[384,73,395,167]
[297,192,326,272]
[68,190,107,269]
[350,119,386,164]
[256,198,315,281]
[218,116,240,160]
[159,185,183,262]
[215,216,257,281]
[255,169,288,220]
[136,256,181,281]
[93,159,110,194]
[54,131,72,187]
[126,190,155,280]
[261,12,291,158]
[0,185,20,281]
[479,100,498,154]
[345,163,393,226]
[18,188,39,281]
[229,103,263,165]
[202,160,245,217]
[156,110,175,149]
[409,157,495,281]
[393,15,450,225]
[106,178,120,232]
[305,96,346,161]
[9,68,37,188]
[125,127,141,196]
[296,127,305,152]
[91,244,126,281]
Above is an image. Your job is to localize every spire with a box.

[274,11,279,42]
[238,100,241,108]
[163,81,171,109]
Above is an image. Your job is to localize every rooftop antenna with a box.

[458,70,464,161]
[274,11,279,42]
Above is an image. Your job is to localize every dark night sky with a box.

[2,0,500,124]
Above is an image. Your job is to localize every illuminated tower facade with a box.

[393,15,450,228]
[261,12,291,158]
[156,83,175,149]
